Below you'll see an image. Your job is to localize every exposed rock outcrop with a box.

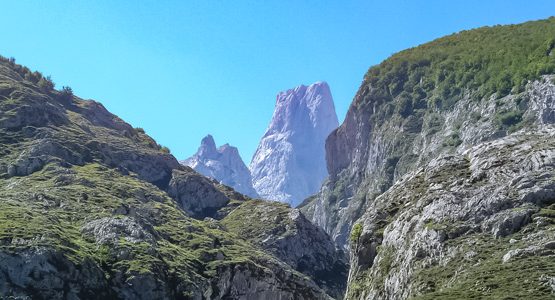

[182,135,258,198]
[347,127,555,299]
[221,200,348,298]
[297,17,555,299]
[250,81,339,206]
[168,167,230,219]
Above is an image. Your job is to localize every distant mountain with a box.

[181,135,258,198]
[250,81,339,206]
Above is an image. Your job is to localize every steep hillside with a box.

[301,17,555,248]
[0,57,340,299]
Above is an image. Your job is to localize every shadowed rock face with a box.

[305,77,555,250]
[250,81,339,206]
[168,167,230,219]
[182,135,259,198]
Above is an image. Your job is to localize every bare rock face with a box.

[182,135,258,198]
[347,127,555,299]
[250,81,339,206]
[0,248,111,299]
[301,18,555,298]
[167,168,230,219]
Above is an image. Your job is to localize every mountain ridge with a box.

[302,16,555,248]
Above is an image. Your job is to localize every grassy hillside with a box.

[0,56,331,299]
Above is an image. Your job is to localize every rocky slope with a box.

[348,127,555,299]
[250,81,339,206]
[301,17,555,249]
[0,57,341,299]
[221,200,348,298]
[181,135,258,198]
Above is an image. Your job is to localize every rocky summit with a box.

[0,57,344,299]
[250,81,339,206]
[181,135,259,198]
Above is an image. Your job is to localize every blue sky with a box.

[1,1,554,161]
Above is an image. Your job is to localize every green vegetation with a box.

[412,231,555,300]
[495,110,523,128]
[358,17,555,119]
[498,110,523,126]
[59,86,74,102]
[442,131,462,147]
[374,246,395,285]
[323,172,353,207]
[0,55,55,92]
[423,113,443,134]
[350,223,363,243]
[537,205,555,219]
[345,132,555,300]
[347,186,555,300]
[221,200,293,241]
[423,219,450,231]
[0,161,280,291]
[0,55,322,296]
[345,245,397,299]
[38,75,55,91]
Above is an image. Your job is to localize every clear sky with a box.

[1,1,554,162]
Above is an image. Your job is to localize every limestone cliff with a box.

[301,17,555,249]
[347,127,555,299]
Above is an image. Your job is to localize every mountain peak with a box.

[250,81,339,206]
[267,81,337,138]
[0,56,339,299]
[198,134,217,158]
[277,81,329,103]
[182,135,258,198]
